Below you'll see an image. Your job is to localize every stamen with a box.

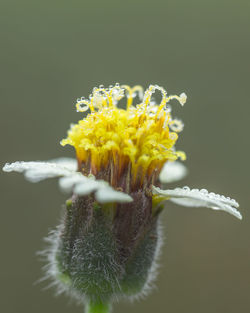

[156,91,187,117]
[123,85,144,109]
[166,93,187,106]
[142,85,167,117]
[143,85,156,106]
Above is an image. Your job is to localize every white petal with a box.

[74,180,107,196]
[48,157,77,172]
[59,174,88,193]
[61,174,132,203]
[152,186,242,220]
[95,187,133,203]
[3,160,134,204]
[61,175,132,203]
[3,161,75,182]
[159,161,188,184]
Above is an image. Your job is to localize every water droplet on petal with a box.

[200,189,208,194]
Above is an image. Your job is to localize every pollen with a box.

[61,84,186,190]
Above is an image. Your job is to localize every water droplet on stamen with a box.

[179,93,187,106]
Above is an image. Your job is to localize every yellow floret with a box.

[61,84,186,189]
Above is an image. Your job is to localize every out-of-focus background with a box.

[1,1,249,312]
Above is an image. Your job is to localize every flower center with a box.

[61,84,186,191]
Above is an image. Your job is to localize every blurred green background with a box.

[1,0,249,312]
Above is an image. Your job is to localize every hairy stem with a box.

[86,302,111,313]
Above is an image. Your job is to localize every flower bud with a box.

[50,191,162,304]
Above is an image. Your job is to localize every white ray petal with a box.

[74,180,108,196]
[48,157,77,171]
[152,186,242,220]
[59,174,88,193]
[3,160,133,204]
[61,175,132,203]
[159,161,188,184]
[95,187,133,203]
[3,161,75,182]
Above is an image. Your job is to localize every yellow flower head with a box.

[61,84,187,190]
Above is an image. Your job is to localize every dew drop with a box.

[200,189,208,194]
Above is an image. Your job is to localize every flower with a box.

[60,84,186,190]
[3,84,241,312]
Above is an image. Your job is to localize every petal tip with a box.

[2,163,10,172]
